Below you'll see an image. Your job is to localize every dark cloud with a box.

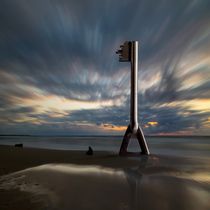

[2,103,207,135]
[70,104,208,135]
[0,0,210,134]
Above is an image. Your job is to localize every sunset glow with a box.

[101,124,128,132]
[147,122,158,126]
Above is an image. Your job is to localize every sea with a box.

[0,135,210,158]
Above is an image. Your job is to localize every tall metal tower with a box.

[116,41,150,156]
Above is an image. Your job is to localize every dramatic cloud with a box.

[0,0,210,135]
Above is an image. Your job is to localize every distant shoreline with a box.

[0,134,209,138]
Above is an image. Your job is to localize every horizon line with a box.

[0,134,209,138]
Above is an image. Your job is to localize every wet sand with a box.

[0,145,210,210]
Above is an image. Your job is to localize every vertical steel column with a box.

[130,41,138,133]
[117,41,150,156]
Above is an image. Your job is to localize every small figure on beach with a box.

[14,143,23,148]
[86,146,93,155]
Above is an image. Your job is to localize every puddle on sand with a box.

[0,163,210,210]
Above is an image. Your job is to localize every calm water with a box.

[0,135,210,158]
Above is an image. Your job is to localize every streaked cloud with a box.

[0,0,210,135]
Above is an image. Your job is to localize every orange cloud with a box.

[101,124,127,131]
[147,121,158,126]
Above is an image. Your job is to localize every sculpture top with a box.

[116,41,131,62]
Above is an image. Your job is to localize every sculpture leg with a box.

[119,125,132,156]
[136,126,150,155]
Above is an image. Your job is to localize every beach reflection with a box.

[0,159,210,210]
[33,163,126,177]
[123,156,210,210]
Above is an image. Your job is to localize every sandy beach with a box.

[0,145,210,210]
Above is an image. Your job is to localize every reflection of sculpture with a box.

[116,41,150,155]
[124,156,149,210]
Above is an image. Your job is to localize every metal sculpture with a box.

[116,41,150,155]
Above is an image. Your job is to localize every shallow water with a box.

[0,135,210,158]
[1,157,210,210]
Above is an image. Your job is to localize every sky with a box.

[0,0,210,136]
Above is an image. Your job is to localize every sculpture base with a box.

[119,125,150,156]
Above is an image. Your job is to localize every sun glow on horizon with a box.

[147,121,158,126]
[101,124,127,132]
